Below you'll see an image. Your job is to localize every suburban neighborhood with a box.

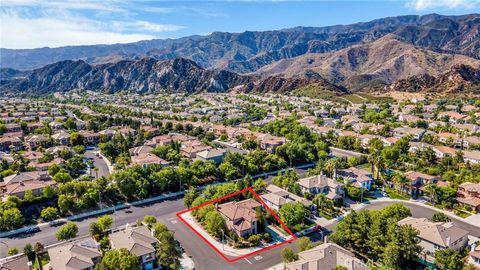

[0,92,479,270]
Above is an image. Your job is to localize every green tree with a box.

[204,210,226,238]
[432,212,450,222]
[143,215,157,228]
[7,247,18,256]
[435,249,464,270]
[40,207,59,221]
[96,248,140,270]
[281,247,298,263]
[24,243,35,261]
[279,202,308,228]
[296,236,313,252]
[184,186,198,207]
[55,222,78,241]
[0,203,25,230]
[70,132,84,146]
[333,266,348,270]
[154,227,182,269]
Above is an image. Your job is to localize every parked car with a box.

[49,220,66,227]
[24,226,40,234]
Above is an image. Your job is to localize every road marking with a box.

[254,255,262,261]
[170,220,177,224]
[244,258,252,264]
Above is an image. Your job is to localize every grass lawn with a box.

[385,188,410,200]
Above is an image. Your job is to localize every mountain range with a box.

[1,13,479,95]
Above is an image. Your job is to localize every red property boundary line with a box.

[176,187,298,263]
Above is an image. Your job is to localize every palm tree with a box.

[325,159,338,178]
[33,242,44,270]
[393,173,408,193]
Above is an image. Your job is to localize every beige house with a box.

[261,185,312,211]
[457,182,480,212]
[47,238,102,270]
[1,171,55,199]
[398,217,469,256]
[298,174,345,200]
[131,152,169,168]
[217,199,261,238]
[109,226,159,270]
[285,242,369,270]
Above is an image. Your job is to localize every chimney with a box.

[471,242,477,252]
[151,228,156,237]
[446,236,450,247]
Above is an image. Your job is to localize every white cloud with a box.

[407,0,480,10]
[0,1,186,49]
[0,12,157,49]
[111,20,185,33]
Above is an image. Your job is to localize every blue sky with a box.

[1,0,479,49]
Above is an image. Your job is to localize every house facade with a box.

[398,217,469,258]
[217,199,261,238]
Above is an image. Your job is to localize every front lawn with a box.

[385,188,410,200]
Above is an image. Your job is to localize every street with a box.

[2,194,480,269]
[84,148,110,179]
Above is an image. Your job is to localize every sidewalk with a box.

[179,212,291,258]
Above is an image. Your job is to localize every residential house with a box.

[432,146,456,159]
[0,255,32,270]
[403,171,441,197]
[463,136,480,149]
[5,123,21,133]
[297,174,345,200]
[1,171,56,199]
[256,134,285,153]
[24,134,48,150]
[457,182,480,213]
[438,132,462,147]
[109,226,160,270]
[393,127,426,141]
[261,185,312,211]
[469,245,480,268]
[79,131,100,145]
[398,217,469,257]
[99,129,117,140]
[131,153,169,168]
[336,167,374,190]
[0,136,23,152]
[49,121,64,131]
[285,242,369,270]
[195,148,226,164]
[463,150,480,164]
[438,111,468,123]
[217,199,261,238]
[129,145,154,156]
[52,130,71,145]
[181,140,212,159]
[47,238,102,270]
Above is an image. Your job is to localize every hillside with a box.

[255,35,480,91]
[0,58,345,95]
[388,64,480,93]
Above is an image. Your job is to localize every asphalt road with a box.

[84,149,110,179]
[2,196,479,269]
[363,200,480,237]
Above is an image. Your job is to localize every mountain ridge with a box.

[0,57,346,95]
[1,13,478,72]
